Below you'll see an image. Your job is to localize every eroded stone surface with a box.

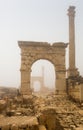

[0,94,83,130]
[18,41,67,95]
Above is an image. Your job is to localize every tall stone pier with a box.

[68,6,78,77]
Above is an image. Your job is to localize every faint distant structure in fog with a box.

[31,66,45,92]
[31,60,55,92]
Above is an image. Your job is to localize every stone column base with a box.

[67,68,79,77]
[20,85,32,95]
[55,90,67,95]
[55,79,67,95]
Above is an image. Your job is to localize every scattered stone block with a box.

[39,125,46,130]
[11,124,18,130]
[2,124,10,130]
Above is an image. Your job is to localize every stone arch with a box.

[18,41,67,95]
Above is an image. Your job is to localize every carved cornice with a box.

[18,41,68,48]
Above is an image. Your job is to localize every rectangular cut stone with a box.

[2,125,10,130]
[39,125,47,130]
[11,124,18,130]
[80,84,83,101]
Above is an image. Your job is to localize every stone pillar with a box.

[20,53,32,95]
[68,6,78,77]
[20,70,32,95]
[56,71,66,94]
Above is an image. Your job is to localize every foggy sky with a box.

[0,0,83,88]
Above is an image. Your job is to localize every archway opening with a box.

[30,59,56,95]
[34,81,41,92]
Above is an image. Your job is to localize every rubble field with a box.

[0,94,83,130]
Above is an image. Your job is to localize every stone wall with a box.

[68,84,83,102]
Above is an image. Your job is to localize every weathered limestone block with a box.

[2,124,10,130]
[30,125,39,130]
[68,83,83,102]
[19,123,27,129]
[11,124,18,130]
[26,127,30,130]
[56,79,66,93]
[80,84,83,101]
[0,100,7,113]
[76,127,83,130]
[39,125,46,130]
[21,64,27,71]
